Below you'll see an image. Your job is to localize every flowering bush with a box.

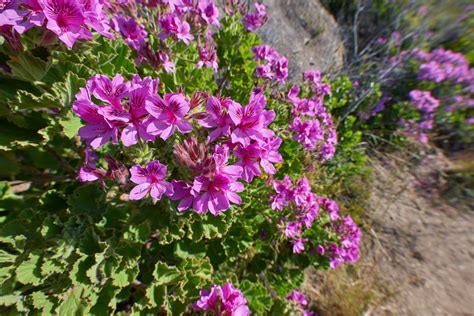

[0,1,362,314]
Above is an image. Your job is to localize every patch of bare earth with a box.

[365,150,474,315]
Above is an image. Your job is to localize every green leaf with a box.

[145,284,166,308]
[7,53,49,82]
[0,293,21,307]
[67,184,106,219]
[15,252,42,286]
[59,112,82,139]
[57,288,86,316]
[31,291,56,314]
[152,262,181,286]
[174,239,206,259]
[11,90,60,111]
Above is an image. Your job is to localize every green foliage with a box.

[0,9,372,316]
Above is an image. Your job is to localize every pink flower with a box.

[169,180,197,212]
[198,0,219,27]
[197,43,218,72]
[40,0,92,48]
[120,87,155,147]
[228,92,267,146]
[73,89,119,149]
[234,143,261,182]
[243,2,267,32]
[193,283,250,316]
[285,221,302,238]
[90,74,129,108]
[158,13,194,45]
[271,175,293,211]
[159,52,176,74]
[292,238,308,254]
[128,160,173,201]
[287,290,308,307]
[192,145,243,215]
[146,93,193,140]
[113,14,148,51]
[199,96,233,142]
[259,136,282,174]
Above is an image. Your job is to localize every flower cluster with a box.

[287,290,314,316]
[271,175,361,267]
[0,0,114,48]
[73,75,282,215]
[193,282,250,316]
[414,48,472,85]
[326,214,361,269]
[243,2,267,32]
[272,176,322,254]
[252,44,289,84]
[400,89,440,143]
[110,0,221,72]
[288,71,337,161]
[72,74,161,149]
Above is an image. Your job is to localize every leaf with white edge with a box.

[7,53,50,82]
[57,288,86,316]
[145,284,166,308]
[153,262,181,286]
[15,252,42,286]
[59,112,82,139]
[30,291,56,314]
[0,293,21,307]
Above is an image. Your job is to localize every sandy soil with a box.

[366,151,474,315]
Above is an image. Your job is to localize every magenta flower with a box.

[271,175,293,211]
[192,145,243,215]
[259,136,282,174]
[199,96,233,142]
[243,2,267,32]
[287,290,308,307]
[90,74,129,108]
[128,160,173,201]
[234,143,261,183]
[169,180,197,212]
[193,283,250,316]
[285,221,302,238]
[292,238,308,254]
[198,0,219,27]
[289,118,323,150]
[113,14,148,51]
[159,52,176,74]
[146,93,193,140]
[73,89,119,149]
[40,0,91,48]
[158,13,194,45]
[228,92,267,146]
[197,43,218,72]
[121,87,155,147]
[78,148,106,182]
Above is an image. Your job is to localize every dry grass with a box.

[303,255,392,316]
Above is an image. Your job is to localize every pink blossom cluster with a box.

[252,44,289,84]
[286,290,314,316]
[414,48,473,85]
[271,175,322,253]
[326,214,361,269]
[0,0,114,48]
[288,71,337,161]
[271,176,361,268]
[243,2,267,32]
[400,89,440,143]
[73,75,282,215]
[110,0,220,73]
[193,282,250,316]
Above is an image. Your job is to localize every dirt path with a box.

[367,152,474,315]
